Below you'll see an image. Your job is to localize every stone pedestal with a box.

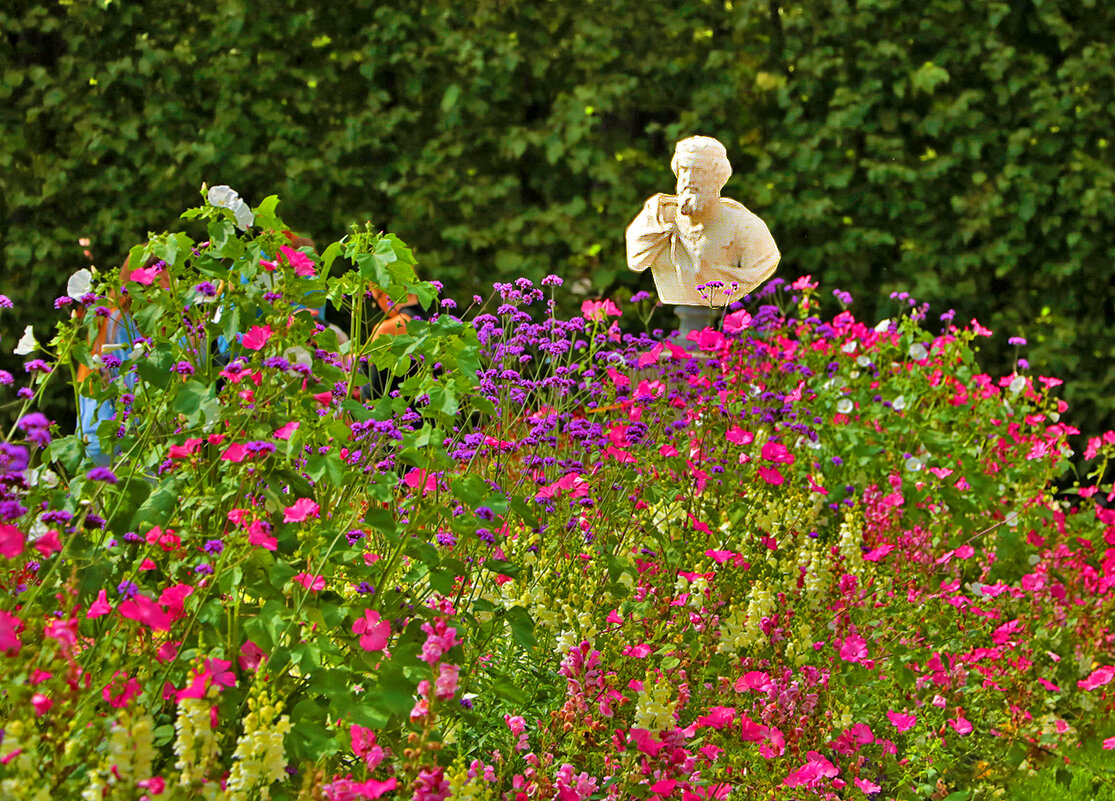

[673,304,715,349]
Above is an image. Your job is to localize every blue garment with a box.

[77,311,140,465]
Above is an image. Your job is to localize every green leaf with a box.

[505,605,536,650]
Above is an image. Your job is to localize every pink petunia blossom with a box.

[118,594,172,632]
[284,497,320,523]
[221,442,248,463]
[33,529,62,557]
[0,524,24,559]
[127,265,161,285]
[838,633,869,664]
[242,324,272,351]
[854,777,882,794]
[240,640,266,672]
[783,752,839,788]
[1078,665,1115,691]
[248,520,277,551]
[278,245,316,277]
[274,421,300,440]
[103,675,143,708]
[948,715,973,735]
[760,441,795,464]
[886,710,916,731]
[31,693,53,716]
[725,426,753,445]
[757,465,784,485]
[695,706,737,730]
[723,309,752,334]
[353,610,390,652]
[0,610,22,655]
[86,589,112,618]
[293,572,325,591]
[735,671,773,692]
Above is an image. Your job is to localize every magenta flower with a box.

[278,245,316,277]
[284,497,320,523]
[0,610,22,655]
[293,572,326,591]
[886,710,916,731]
[353,610,390,652]
[242,324,272,351]
[0,524,24,559]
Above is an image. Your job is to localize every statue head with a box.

[671,136,732,217]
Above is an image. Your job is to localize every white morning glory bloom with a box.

[67,268,93,299]
[14,325,38,355]
[207,184,254,231]
[905,456,923,472]
[1008,374,1026,394]
[892,395,906,411]
[836,398,853,414]
[874,318,892,333]
[908,342,929,360]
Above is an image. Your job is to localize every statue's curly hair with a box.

[670,136,732,192]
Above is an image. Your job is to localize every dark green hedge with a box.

[3,0,1113,435]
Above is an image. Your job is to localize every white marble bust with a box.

[625,136,780,307]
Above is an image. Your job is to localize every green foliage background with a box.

[2,0,1113,435]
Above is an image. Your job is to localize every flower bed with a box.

[0,193,1113,799]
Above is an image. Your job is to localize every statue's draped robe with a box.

[626,193,780,307]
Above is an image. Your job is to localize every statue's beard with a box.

[678,186,711,216]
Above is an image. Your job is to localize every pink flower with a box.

[279,245,316,277]
[103,675,143,708]
[31,693,53,716]
[118,594,172,632]
[761,441,795,465]
[723,309,752,334]
[293,572,325,591]
[86,589,112,618]
[783,752,839,788]
[581,299,622,322]
[240,640,266,672]
[735,671,773,692]
[757,465,784,485]
[1078,665,1115,691]
[695,706,737,730]
[353,610,390,652]
[863,544,893,561]
[274,421,300,440]
[242,324,272,351]
[403,468,437,495]
[948,715,973,735]
[221,442,248,463]
[725,426,753,445]
[284,497,320,523]
[624,643,653,658]
[838,633,869,664]
[1103,736,1115,750]
[854,777,882,794]
[0,610,21,655]
[248,520,277,551]
[313,391,334,405]
[127,265,161,285]
[435,663,460,700]
[886,710,916,731]
[0,524,24,559]
[33,529,62,557]
[628,728,666,757]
